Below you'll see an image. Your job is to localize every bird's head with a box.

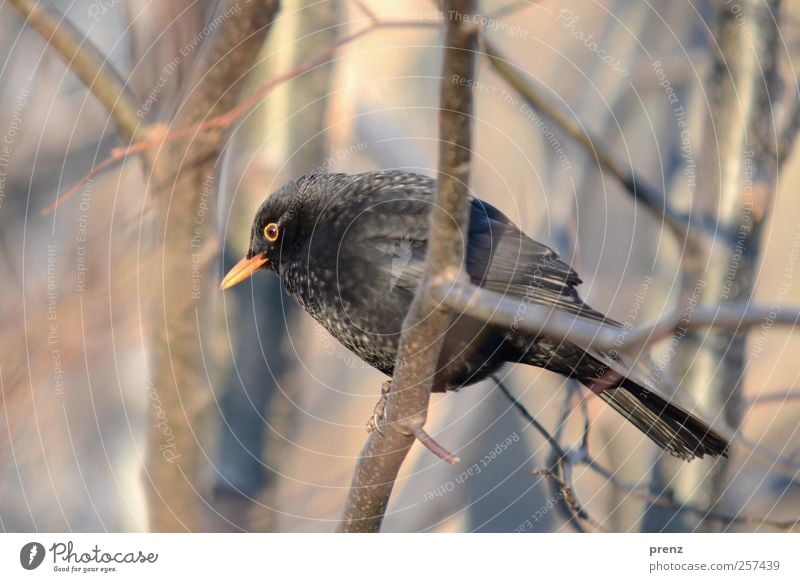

[219,173,344,290]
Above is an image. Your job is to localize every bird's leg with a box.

[366,380,392,435]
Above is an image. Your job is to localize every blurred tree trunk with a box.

[144,0,280,532]
[212,0,339,532]
[647,0,781,532]
[258,0,339,531]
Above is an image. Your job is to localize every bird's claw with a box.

[366,381,391,436]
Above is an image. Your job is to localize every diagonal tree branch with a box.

[434,278,800,354]
[337,0,478,533]
[482,38,709,255]
[9,0,141,142]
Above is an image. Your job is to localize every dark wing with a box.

[346,188,611,324]
[467,199,612,323]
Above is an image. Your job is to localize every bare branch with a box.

[44,18,440,214]
[338,0,478,533]
[434,278,800,354]
[494,376,595,531]
[433,279,621,350]
[745,389,800,407]
[532,469,605,531]
[499,378,799,532]
[9,0,141,142]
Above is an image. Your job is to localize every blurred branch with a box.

[586,456,799,532]
[778,78,800,166]
[745,389,800,407]
[238,0,340,532]
[118,19,437,155]
[338,0,477,533]
[43,16,439,214]
[482,38,709,255]
[9,0,141,142]
[499,377,799,532]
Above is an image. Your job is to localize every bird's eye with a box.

[263,223,279,242]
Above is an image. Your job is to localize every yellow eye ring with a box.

[263,223,279,242]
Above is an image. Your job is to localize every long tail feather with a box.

[597,377,729,460]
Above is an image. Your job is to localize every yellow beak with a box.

[219,254,269,290]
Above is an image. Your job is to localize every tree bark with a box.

[338,0,478,532]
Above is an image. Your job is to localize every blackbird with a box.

[221,170,728,460]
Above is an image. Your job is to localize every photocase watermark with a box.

[88,0,122,21]
[721,150,754,300]
[513,490,565,531]
[137,2,245,117]
[393,9,529,39]
[750,220,800,360]
[304,302,392,371]
[556,9,629,77]
[509,252,566,334]
[281,141,370,223]
[650,279,707,385]
[452,74,572,172]
[0,87,30,211]
[45,540,158,574]
[422,432,520,502]
[144,373,181,463]
[74,180,93,294]
[47,242,65,396]
[447,10,529,39]
[722,0,751,37]
[191,174,215,301]
[138,59,180,118]
[316,141,368,174]
[608,275,655,359]
[652,60,696,198]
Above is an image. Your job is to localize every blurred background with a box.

[1,0,799,532]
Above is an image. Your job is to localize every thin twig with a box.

[10,0,141,142]
[532,468,604,531]
[349,0,380,25]
[109,20,438,159]
[412,426,460,464]
[494,377,566,455]
[586,455,799,531]
[494,376,596,531]
[499,378,799,532]
[41,154,122,215]
[745,389,800,407]
[45,18,439,214]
